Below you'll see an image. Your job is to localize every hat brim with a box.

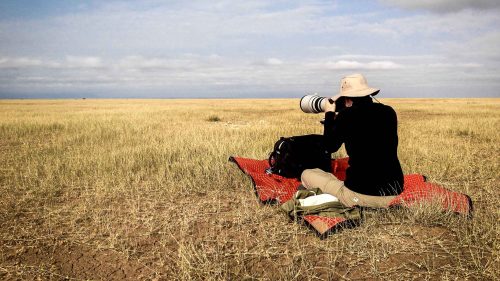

[332,87,379,101]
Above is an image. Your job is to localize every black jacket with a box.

[324,101,404,196]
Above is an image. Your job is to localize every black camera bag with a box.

[267,134,332,179]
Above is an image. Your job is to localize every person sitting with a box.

[301,73,404,208]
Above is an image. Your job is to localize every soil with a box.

[1,242,155,280]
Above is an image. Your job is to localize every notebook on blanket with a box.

[229,156,472,237]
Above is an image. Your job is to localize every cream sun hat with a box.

[332,73,380,101]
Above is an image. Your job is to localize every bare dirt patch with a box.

[2,242,154,280]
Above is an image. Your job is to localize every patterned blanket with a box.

[229,156,472,237]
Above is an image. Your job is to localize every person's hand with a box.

[324,98,336,112]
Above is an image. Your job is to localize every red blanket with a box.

[229,156,472,236]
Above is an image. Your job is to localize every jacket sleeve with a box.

[323,111,345,153]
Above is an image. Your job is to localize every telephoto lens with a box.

[300,94,327,113]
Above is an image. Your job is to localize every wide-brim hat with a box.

[332,73,379,101]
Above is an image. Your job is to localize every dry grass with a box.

[0,98,498,280]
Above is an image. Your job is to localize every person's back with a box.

[335,101,404,196]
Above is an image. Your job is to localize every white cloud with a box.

[65,56,103,68]
[265,58,284,65]
[0,57,44,68]
[117,56,181,70]
[0,56,105,69]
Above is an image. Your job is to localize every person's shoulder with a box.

[375,102,396,112]
[375,103,398,119]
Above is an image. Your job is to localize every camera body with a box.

[300,94,345,114]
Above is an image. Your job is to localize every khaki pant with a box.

[301,168,396,208]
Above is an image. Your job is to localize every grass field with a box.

[0,98,498,280]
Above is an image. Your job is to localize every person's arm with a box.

[324,111,344,153]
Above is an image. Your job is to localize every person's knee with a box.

[300,169,312,188]
[301,168,319,188]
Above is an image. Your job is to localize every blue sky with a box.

[1,0,499,98]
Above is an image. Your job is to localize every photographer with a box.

[301,74,404,208]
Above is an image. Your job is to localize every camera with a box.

[300,94,344,114]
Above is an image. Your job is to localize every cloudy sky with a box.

[1,0,499,98]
